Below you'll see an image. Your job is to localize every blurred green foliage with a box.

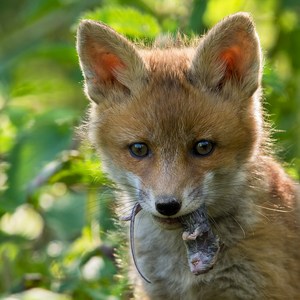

[0,0,299,299]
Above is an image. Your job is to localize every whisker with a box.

[255,204,294,213]
[208,215,222,237]
[228,213,246,238]
[254,208,271,222]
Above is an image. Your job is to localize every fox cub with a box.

[77,12,300,300]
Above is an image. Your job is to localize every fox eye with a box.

[193,140,215,157]
[129,143,149,158]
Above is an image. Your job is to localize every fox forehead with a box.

[140,47,195,78]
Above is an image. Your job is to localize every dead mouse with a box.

[180,204,220,275]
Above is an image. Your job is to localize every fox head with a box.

[77,13,263,222]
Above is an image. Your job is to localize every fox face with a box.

[77,13,263,225]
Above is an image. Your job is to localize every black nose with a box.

[155,197,181,216]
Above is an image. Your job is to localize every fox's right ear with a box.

[76,20,147,103]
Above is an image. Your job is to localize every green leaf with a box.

[2,110,74,212]
[79,5,161,39]
[44,192,85,241]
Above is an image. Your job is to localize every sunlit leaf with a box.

[80,6,161,39]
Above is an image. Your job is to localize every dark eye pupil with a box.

[194,140,214,156]
[129,143,149,158]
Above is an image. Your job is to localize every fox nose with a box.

[155,196,181,216]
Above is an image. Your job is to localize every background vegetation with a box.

[0,0,299,299]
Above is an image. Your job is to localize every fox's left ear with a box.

[189,12,262,99]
